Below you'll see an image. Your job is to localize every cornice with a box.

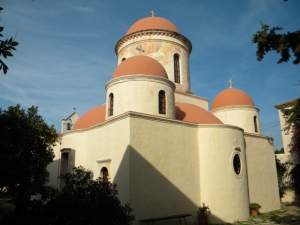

[275,98,299,109]
[105,74,176,91]
[211,105,259,114]
[62,111,246,135]
[244,132,274,140]
[115,29,192,55]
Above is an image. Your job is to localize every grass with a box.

[233,208,289,225]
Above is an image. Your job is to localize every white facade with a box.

[48,15,280,224]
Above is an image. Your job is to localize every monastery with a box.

[48,12,280,224]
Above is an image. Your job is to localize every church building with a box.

[48,13,280,224]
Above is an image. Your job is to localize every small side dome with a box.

[175,103,223,124]
[112,55,168,79]
[126,17,179,35]
[211,88,254,110]
[73,105,106,130]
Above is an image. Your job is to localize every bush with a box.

[8,166,135,225]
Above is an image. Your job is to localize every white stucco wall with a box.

[106,75,175,120]
[128,114,199,225]
[244,133,281,212]
[48,112,281,224]
[198,125,250,223]
[51,116,132,203]
[116,32,191,93]
[212,106,260,134]
[175,91,209,110]
[277,109,292,154]
[47,138,61,188]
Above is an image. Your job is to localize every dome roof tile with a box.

[126,17,179,35]
[211,88,254,110]
[112,55,168,79]
[72,105,106,130]
[175,103,223,124]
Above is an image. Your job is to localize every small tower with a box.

[61,109,79,133]
[211,81,261,134]
[105,55,175,119]
[115,13,192,93]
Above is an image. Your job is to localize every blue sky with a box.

[0,0,299,150]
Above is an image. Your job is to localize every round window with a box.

[233,154,241,175]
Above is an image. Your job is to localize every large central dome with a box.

[126,17,180,35]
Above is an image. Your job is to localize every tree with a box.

[252,1,300,65]
[275,99,300,196]
[0,7,19,74]
[0,104,57,213]
[24,167,135,225]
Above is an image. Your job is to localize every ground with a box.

[0,193,299,224]
[233,202,300,225]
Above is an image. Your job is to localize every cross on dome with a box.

[136,45,145,55]
[149,10,156,17]
[228,79,233,88]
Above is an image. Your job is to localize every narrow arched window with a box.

[101,167,109,183]
[109,93,114,116]
[158,91,166,114]
[122,58,126,62]
[254,116,258,133]
[174,54,180,83]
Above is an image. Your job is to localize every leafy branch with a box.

[252,21,300,65]
[0,7,19,74]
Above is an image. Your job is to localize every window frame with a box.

[109,93,114,116]
[174,54,180,83]
[100,167,109,183]
[254,116,258,133]
[158,90,166,114]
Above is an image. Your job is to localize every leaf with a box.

[0,27,4,32]
[3,51,13,57]
[3,63,8,74]
[11,41,19,47]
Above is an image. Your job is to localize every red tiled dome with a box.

[126,17,179,35]
[112,55,168,79]
[175,103,223,124]
[211,88,254,110]
[73,105,106,130]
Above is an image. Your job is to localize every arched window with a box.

[101,167,109,183]
[121,58,126,62]
[158,91,166,114]
[174,54,180,83]
[109,93,114,116]
[254,116,258,132]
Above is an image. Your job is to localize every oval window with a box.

[233,154,241,175]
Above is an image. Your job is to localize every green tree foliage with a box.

[275,148,285,154]
[24,166,134,225]
[0,7,19,74]
[252,22,300,65]
[252,1,300,65]
[275,156,287,197]
[0,104,57,213]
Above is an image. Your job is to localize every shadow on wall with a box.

[113,145,226,225]
[47,149,76,189]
